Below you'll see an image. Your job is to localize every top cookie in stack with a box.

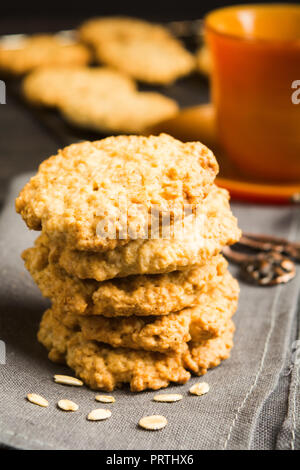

[16,134,219,252]
[16,134,241,392]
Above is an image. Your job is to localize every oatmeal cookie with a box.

[46,186,240,281]
[79,17,195,84]
[22,66,135,108]
[22,65,178,132]
[38,311,190,392]
[23,239,227,316]
[38,270,237,354]
[66,334,190,392]
[54,306,191,353]
[55,270,238,352]
[38,310,235,391]
[16,134,219,252]
[0,34,90,76]
[60,89,178,134]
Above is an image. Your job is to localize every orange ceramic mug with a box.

[205,4,300,182]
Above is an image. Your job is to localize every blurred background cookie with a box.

[22,66,135,107]
[22,64,178,133]
[0,33,91,76]
[79,17,195,84]
[60,89,179,134]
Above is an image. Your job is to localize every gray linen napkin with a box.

[0,173,299,450]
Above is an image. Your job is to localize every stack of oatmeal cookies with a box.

[16,134,241,392]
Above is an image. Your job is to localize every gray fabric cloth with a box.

[0,173,299,450]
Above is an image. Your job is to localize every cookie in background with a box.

[22,65,179,133]
[0,33,91,76]
[79,16,195,85]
